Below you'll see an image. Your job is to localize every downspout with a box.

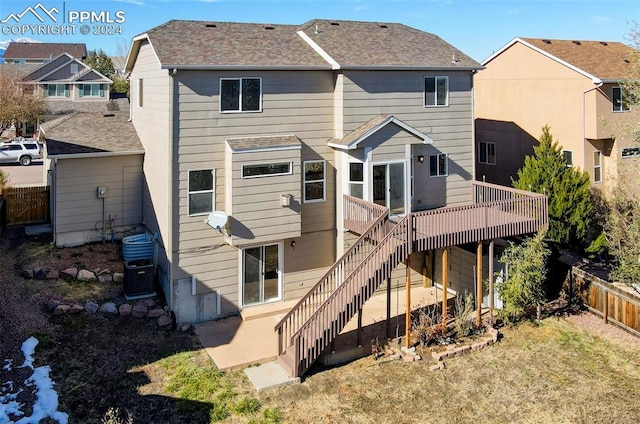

[582,80,604,170]
[167,69,177,313]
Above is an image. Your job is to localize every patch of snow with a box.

[20,337,38,369]
[0,38,41,50]
[0,337,68,424]
[2,360,12,371]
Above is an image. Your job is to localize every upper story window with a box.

[45,84,69,97]
[424,76,448,107]
[622,147,640,159]
[242,162,291,178]
[429,153,448,177]
[563,150,573,167]
[303,160,326,203]
[79,84,104,97]
[612,86,630,112]
[137,79,143,108]
[220,78,262,113]
[478,141,496,165]
[593,151,602,183]
[188,169,215,216]
[70,63,78,74]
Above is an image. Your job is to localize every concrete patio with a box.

[195,285,454,372]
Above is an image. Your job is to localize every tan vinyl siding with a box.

[171,69,337,311]
[54,155,143,246]
[343,70,474,208]
[433,246,476,296]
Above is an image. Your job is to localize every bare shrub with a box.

[453,291,475,337]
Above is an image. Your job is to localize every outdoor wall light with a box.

[417,155,425,163]
[281,194,292,207]
[290,240,296,249]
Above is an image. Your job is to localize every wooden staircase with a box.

[275,182,549,378]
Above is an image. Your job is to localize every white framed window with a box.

[137,79,143,108]
[478,141,496,165]
[70,63,78,74]
[78,84,104,97]
[45,84,69,97]
[429,153,448,177]
[303,160,325,203]
[348,162,364,198]
[593,151,602,183]
[242,162,291,178]
[220,77,262,113]
[188,169,215,216]
[612,86,630,112]
[621,147,640,159]
[424,76,448,107]
[562,150,573,167]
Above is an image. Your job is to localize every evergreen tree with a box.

[84,49,115,79]
[513,126,594,247]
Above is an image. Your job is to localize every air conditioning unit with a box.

[124,259,154,299]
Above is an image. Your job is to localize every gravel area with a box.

[567,311,640,349]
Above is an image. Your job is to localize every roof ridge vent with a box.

[379,24,389,29]
[542,39,551,44]
[572,40,581,45]
[264,25,275,30]
[600,41,608,46]
[205,23,217,28]
[329,22,340,26]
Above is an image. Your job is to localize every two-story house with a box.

[3,42,87,63]
[125,19,547,377]
[475,38,637,192]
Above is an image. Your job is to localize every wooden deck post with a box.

[357,308,363,346]
[442,248,448,326]
[405,259,411,348]
[386,277,391,339]
[488,240,494,327]
[476,241,483,327]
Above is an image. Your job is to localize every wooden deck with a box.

[276,181,548,377]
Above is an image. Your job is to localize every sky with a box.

[0,0,638,62]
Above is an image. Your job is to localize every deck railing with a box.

[275,195,389,359]
[277,182,548,377]
[288,215,412,376]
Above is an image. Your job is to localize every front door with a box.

[242,244,281,306]
[373,162,406,215]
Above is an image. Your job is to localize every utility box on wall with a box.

[97,186,107,198]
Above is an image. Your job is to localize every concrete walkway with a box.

[195,286,452,373]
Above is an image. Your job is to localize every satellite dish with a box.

[205,211,228,232]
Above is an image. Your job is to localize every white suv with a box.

[0,139,42,166]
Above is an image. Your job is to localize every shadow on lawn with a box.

[37,313,214,424]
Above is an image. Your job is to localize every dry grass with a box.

[259,316,640,424]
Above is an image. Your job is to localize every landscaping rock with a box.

[132,304,148,318]
[389,353,402,361]
[157,313,172,327]
[69,304,84,314]
[113,273,124,283]
[179,324,191,332]
[99,302,118,315]
[98,274,113,283]
[54,304,70,315]
[21,268,34,279]
[47,299,60,312]
[141,298,155,308]
[97,269,112,275]
[60,267,78,280]
[85,302,99,314]
[45,269,59,280]
[119,304,132,316]
[147,308,164,318]
[77,269,97,282]
[34,267,48,280]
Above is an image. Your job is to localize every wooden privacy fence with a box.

[571,266,640,337]
[3,185,50,226]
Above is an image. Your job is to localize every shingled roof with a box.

[42,112,143,157]
[125,19,481,71]
[486,37,636,81]
[4,42,87,61]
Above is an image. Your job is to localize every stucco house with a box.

[475,37,638,192]
[124,19,547,377]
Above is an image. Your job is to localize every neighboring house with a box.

[109,56,127,78]
[39,112,144,247]
[3,42,87,64]
[124,19,547,377]
[475,38,637,191]
[18,53,113,114]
